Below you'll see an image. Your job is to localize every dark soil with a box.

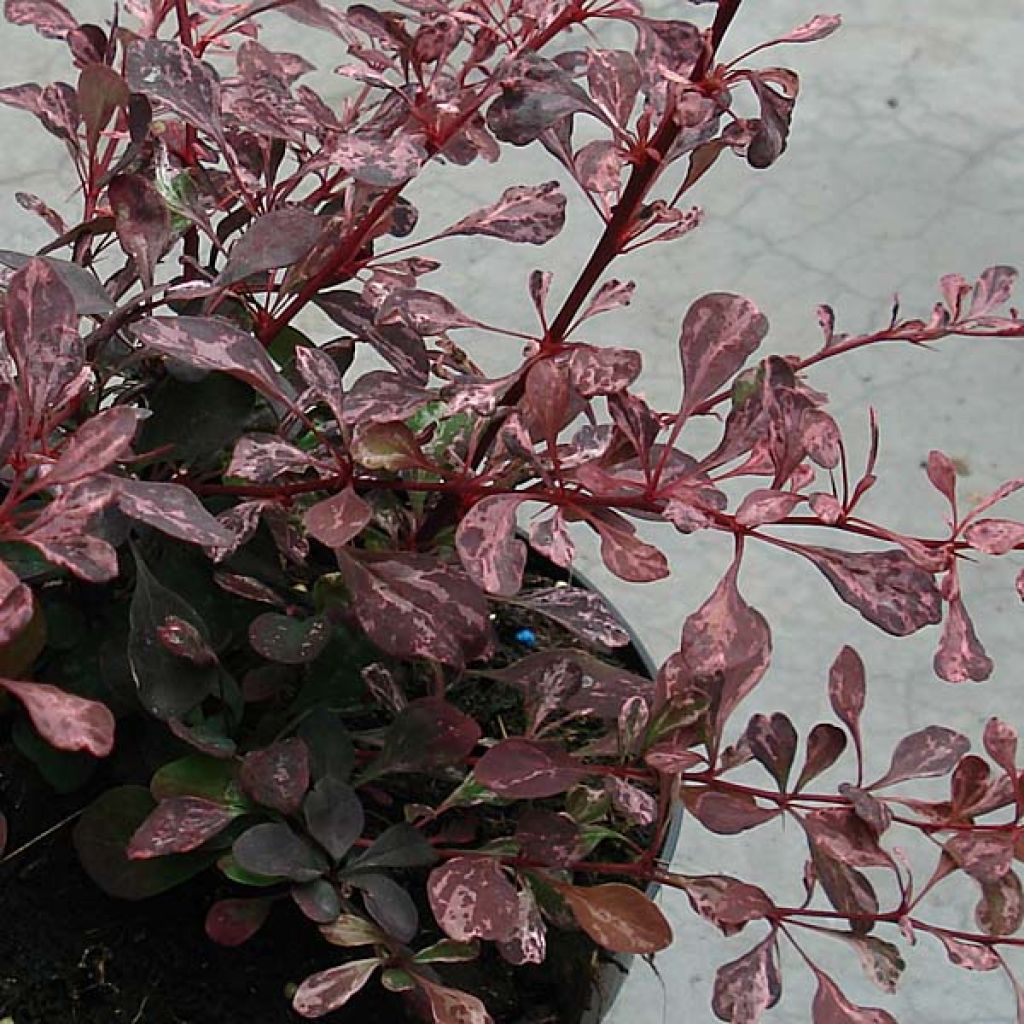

[0,568,652,1024]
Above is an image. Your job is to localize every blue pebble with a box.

[514,628,537,647]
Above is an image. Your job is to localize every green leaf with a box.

[216,852,281,887]
[413,939,480,964]
[150,754,246,806]
[380,968,416,993]
[138,373,255,466]
[128,552,219,719]
[73,786,215,900]
[0,541,57,581]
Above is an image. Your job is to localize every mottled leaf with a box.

[688,789,781,835]
[428,855,520,942]
[441,182,566,245]
[292,958,379,1019]
[964,518,1024,556]
[811,969,898,1024]
[249,613,331,665]
[474,737,583,798]
[746,712,797,790]
[0,677,114,757]
[934,597,993,683]
[240,737,310,815]
[304,486,372,549]
[455,495,527,596]
[796,723,848,790]
[127,796,238,859]
[117,479,235,548]
[517,586,630,649]
[873,726,970,789]
[975,869,1024,936]
[711,934,781,1023]
[108,173,170,289]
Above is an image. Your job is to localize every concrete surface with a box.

[1,2,1022,1021]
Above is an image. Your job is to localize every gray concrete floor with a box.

[1,2,1023,1021]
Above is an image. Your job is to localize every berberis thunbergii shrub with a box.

[0,0,1022,1020]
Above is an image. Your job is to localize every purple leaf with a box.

[4,0,76,39]
[604,776,656,826]
[872,725,970,789]
[125,39,224,141]
[233,822,328,882]
[116,479,236,548]
[569,345,642,397]
[304,487,372,548]
[327,133,425,186]
[108,173,171,289]
[517,586,630,649]
[24,480,118,582]
[205,897,272,946]
[240,737,310,815]
[127,796,238,859]
[377,288,481,335]
[975,869,1024,936]
[441,182,567,245]
[44,406,145,486]
[514,809,581,867]
[946,831,1015,883]
[132,316,291,402]
[0,677,114,757]
[969,265,1018,318]
[369,697,481,777]
[688,790,781,835]
[926,449,958,507]
[295,346,345,423]
[474,737,583,798]
[292,958,379,1018]
[711,935,781,1023]
[217,208,324,287]
[352,873,418,942]
[78,64,129,153]
[347,823,437,872]
[828,645,865,757]
[844,934,905,994]
[796,723,848,789]
[746,712,797,790]
[744,68,799,169]
[934,596,993,683]
[797,546,942,636]
[676,557,772,734]
[455,495,527,596]
[292,878,342,924]
[964,518,1024,555]
[678,293,769,418]
[528,510,575,569]
[983,717,1018,778]
[428,855,521,942]
[336,552,493,668]
[802,409,842,468]
[811,969,898,1024]
[0,249,112,315]
[734,489,803,528]
[303,776,363,862]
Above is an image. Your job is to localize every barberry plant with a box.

[0,0,1022,1021]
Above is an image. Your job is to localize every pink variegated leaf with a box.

[797,546,942,636]
[157,616,217,667]
[604,776,656,826]
[295,346,344,423]
[968,266,1018,318]
[746,712,797,790]
[678,874,774,935]
[587,510,669,583]
[133,316,291,402]
[217,208,324,287]
[983,717,1018,778]
[351,421,430,471]
[838,784,892,836]
[212,570,284,608]
[514,810,580,868]
[574,139,624,193]
[0,250,111,316]
[528,510,575,569]
[336,551,492,668]
[377,288,481,334]
[127,796,239,859]
[796,723,848,789]
[840,934,905,994]
[770,14,842,45]
[418,979,493,1024]
[0,562,34,646]
[227,434,312,483]
[678,292,769,418]
[125,39,224,141]
[4,0,76,39]
[108,173,171,290]
[688,789,781,835]
[934,596,993,683]
[441,182,567,245]
[802,408,842,468]
[497,886,547,966]
[677,556,772,733]
[975,869,1024,936]
[734,489,803,527]
[586,48,640,125]
[474,737,582,798]
[205,897,272,947]
[44,406,145,486]
[455,495,527,596]
[711,934,781,1023]
[518,586,630,649]
[927,928,1001,971]
[327,133,425,187]
[240,737,310,815]
[303,487,372,548]
[963,477,1024,522]
[559,882,672,954]
[964,518,1024,556]
[569,345,642,397]
[428,855,520,942]
[340,370,433,425]
[872,725,970,789]
[828,645,865,756]
[946,831,1015,883]
[804,808,891,869]
[292,958,380,1019]
[810,492,844,524]
[578,279,635,322]
[117,479,235,548]
[811,969,898,1024]
[0,677,114,756]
